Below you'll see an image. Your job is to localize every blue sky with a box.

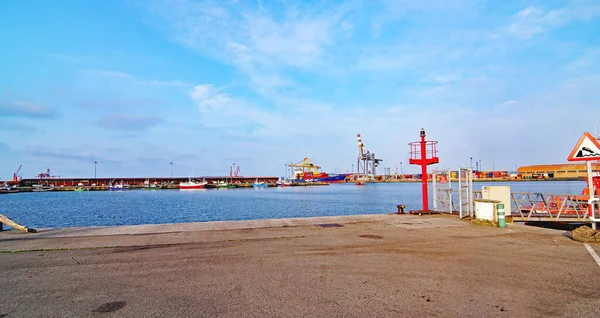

[1,0,600,179]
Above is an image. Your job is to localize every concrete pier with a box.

[1,214,599,317]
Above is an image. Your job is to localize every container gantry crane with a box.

[288,158,321,179]
[356,133,382,179]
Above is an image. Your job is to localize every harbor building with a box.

[516,163,600,179]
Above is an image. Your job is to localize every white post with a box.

[587,161,597,230]
[459,168,463,217]
[448,170,452,212]
[469,168,474,217]
[432,171,438,211]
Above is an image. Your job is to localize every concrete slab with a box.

[1,213,599,317]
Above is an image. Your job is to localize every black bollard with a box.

[396,205,406,214]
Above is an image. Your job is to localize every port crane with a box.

[288,158,321,179]
[12,165,22,182]
[230,163,240,177]
[356,133,382,179]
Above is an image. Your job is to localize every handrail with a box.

[473,191,597,222]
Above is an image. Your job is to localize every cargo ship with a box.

[288,158,348,183]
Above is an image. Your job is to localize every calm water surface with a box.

[0,181,587,228]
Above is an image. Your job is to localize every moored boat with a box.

[143,179,162,190]
[253,179,268,188]
[277,179,292,187]
[107,183,130,191]
[0,186,19,194]
[218,181,229,188]
[32,184,55,192]
[179,178,208,189]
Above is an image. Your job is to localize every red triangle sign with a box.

[567,132,600,161]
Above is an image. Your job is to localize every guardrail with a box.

[473,191,599,222]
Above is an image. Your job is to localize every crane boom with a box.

[13,165,22,182]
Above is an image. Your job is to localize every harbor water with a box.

[0,181,588,229]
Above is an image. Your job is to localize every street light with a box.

[170,162,173,177]
[94,160,97,179]
[470,157,473,169]
[400,161,403,175]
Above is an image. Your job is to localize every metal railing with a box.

[473,191,599,222]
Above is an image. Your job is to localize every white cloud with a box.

[507,6,569,39]
[189,84,278,132]
[149,0,352,96]
[190,84,234,109]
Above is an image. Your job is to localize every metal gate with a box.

[432,168,473,218]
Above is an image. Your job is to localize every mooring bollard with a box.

[497,203,506,228]
[397,205,406,214]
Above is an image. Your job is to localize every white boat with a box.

[179,178,208,189]
[107,183,130,191]
[32,184,55,192]
[0,185,19,194]
[143,179,162,190]
[276,179,292,187]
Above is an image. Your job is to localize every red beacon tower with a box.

[409,128,439,213]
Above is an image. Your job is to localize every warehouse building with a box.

[516,163,600,179]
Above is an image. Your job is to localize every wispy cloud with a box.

[507,6,568,39]
[190,84,276,133]
[148,0,352,95]
[97,114,163,130]
[0,101,59,118]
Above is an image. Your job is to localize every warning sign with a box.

[567,132,600,161]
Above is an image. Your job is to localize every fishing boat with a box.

[74,187,87,192]
[107,182,130,191]
[142,179,162,190]
[179,178,208,189]
[252,179,268,188]
[277,179,292,187]
[0,185,19,194]
[32,184,55,192]
[218,181,229,188]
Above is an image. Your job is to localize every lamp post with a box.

[470,157,473,170]
[400,161,403,175]
[170,162,173,178]
[94,160,97,179]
